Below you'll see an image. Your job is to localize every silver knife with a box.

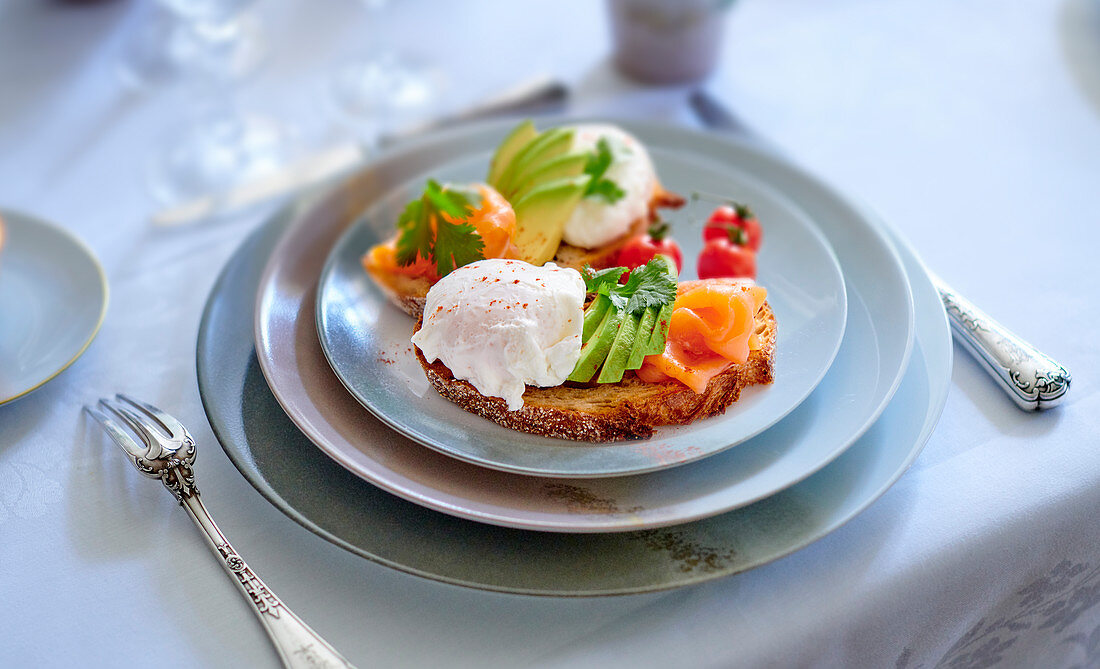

[377,75,568,147]
[689,89,1070,410]
[151,76,568,227]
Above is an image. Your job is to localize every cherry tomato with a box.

[703,203,762,251]
[697,237,756,280]
[617,220,683,279]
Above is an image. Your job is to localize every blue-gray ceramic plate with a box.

[255,123,913,531]
[197,190,949,595]
[314,120,849,477]
[0,210,108,405]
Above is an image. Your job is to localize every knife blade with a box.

[688,89,754,138]
[378,74,568,148]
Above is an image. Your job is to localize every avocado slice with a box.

[597,311,640,384]
[568,308,624,383]
[497,128,574,197]
[581,295,612,343]
[487,120,537,189]
[625,306,659,370]
[507,151,589,201]
[637,255,679,357]
[511,175,589,265]
[647,303,675,355]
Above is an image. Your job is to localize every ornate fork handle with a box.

[168,463,355,669]
[686,90,1073,412]
[935,278,1071,410]
[87,395,356,668]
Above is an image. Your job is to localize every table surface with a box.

[2,1,1098,667]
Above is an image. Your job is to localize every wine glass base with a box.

[119,7,265,89]
[329,53,440,122]
[149,114,293,208]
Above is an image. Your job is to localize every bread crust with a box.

[370,185,685,320]
[366,271,432,319]
[414,303,776,442]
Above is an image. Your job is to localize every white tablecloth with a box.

[2,1,1098,667]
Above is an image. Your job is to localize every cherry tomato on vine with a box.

[617,220,683,280]
[697,230,757,280]
[703,203,762,251]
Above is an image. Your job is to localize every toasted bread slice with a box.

[414,302,775,442]
[365,269,434,319]
[366,186,685,320]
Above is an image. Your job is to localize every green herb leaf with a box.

[608,292,629,312]
[587,179,625,203]
[584,138,613,180]
[621,257,678,314]
[582,265,626,295]
[394,199,432,267]
[425,179,480,219]
[434,219,485,277]
[583,138,626,204]
[393,180,485,276]
[582,257,677,315]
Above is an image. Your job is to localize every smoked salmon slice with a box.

[637,279,767,394]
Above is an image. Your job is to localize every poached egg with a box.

[411,258,585,411]
[561,124,657,249]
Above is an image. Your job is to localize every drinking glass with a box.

[122,0,295,210]
[327,0,442,147]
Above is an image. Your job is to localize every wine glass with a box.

[121,0,295,212]
[327,0,443,147]
[119,0,264,89]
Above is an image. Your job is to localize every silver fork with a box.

[85,394,356,669]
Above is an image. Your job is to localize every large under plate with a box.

[197,194,948,595]
[250,122,914,531]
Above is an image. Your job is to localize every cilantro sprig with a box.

[621,257,678,313]
[583,138,626,204]
[582,265,626,296]
[394,180,485,277]
[582,257,677,315]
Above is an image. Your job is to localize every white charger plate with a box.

[316,140,848,477]
[0,210,108,405]
[252,121,914,532]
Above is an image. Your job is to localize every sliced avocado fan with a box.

[568,255,679,384]
[486,121,599,266]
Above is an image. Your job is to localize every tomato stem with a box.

[727,226,749,246]
[647,219,671,242]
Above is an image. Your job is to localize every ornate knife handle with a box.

[178,485,356,669]
[936,278,1070,411]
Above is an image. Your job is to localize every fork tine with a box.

[99,397,173,460]
[116,393,188,439]
[84,404,148,462]
[98,397,144,436]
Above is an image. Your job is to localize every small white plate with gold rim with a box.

[0,210,108,405]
